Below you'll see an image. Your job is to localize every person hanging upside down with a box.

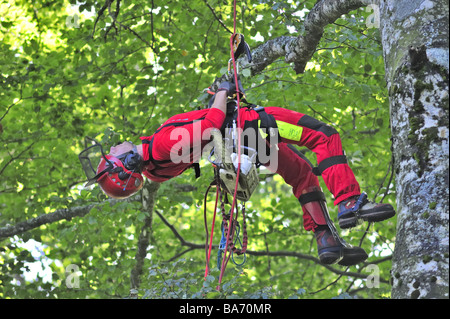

[80,80,395,266]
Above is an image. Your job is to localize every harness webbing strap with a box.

[254,106,280,143]
[313,155,348,176]
[142,118,206,179]
[192,163,201,179]
[298,191,326,206]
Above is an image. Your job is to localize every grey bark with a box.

[249,0,375,74]
[0,183,194,239]
[285,0,375,73]
[4,0,448,299]
[211,0,374,89]
[0,196,140,239]
[379,0,449,299]
[130,181,161,296]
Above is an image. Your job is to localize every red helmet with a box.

[79,138,144,199]
[96,154,144,199]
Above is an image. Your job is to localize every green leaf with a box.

[0,0,396,300]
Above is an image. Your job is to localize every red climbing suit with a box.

[140,106,361,231]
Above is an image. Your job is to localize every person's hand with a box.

[217,81,237,96]
[207,77,245,110]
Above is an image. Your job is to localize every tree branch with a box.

[104,0,121,40]
[202,0,233,34]
[155,210,207,250]
[238,0,374,75]
[0,196,141,240]
[92,0,114,37]
[0,180,198,241]
[117,21,152,48]
[130,181,161,293]
[0,141,37,176]
[154,208,390,281]
[288,0,371,73]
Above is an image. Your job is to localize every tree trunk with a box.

[379,0,449,298]
[130,180,160,295]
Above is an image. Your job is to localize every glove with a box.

[207,77,245,109]
[217,81,236,97]
[217,77,245,97]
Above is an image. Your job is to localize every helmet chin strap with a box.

[122,167,136,191]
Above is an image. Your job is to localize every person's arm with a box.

[205,80,242,129]
[209,90,228,115]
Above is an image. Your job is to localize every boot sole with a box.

[319,247,368,266]
[319,252,342,265]
[338,247,368,266]
[339,209,395,229]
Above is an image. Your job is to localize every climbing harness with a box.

[203,116,255,287]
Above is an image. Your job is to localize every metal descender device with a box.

[208,127,259,202]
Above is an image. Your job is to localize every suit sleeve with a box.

[203,107,226,130]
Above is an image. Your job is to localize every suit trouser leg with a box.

[261,142,327,231]
[263,107,361,206]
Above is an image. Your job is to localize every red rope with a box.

[203,0,245,290]
[217,0,243,289]
[203,183,220,279]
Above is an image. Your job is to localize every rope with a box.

[203,0,248,290]
[217,215,247,269]
[203,181,220,278]
[217,0,244,289]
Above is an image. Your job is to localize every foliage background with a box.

[0,0,396,298]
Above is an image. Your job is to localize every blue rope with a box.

[231,223,247,267]
[217,222,227,269]
[217,220,246,270]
